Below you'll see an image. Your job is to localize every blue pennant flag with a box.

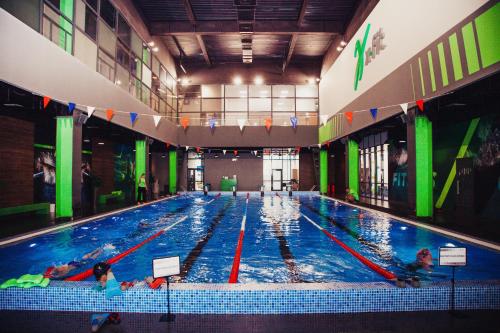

[130,112,138,125]
[290,116,298,128]
[209,118,216,129]
[68,102,76,114]
[370,108,378,120]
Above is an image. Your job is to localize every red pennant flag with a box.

[416,99,424,112]
[265,118,272,131]
[166,142,170,149]
[196,147,201,153]
[326,142,330,148]
[295,146,301,153]
[345,111,353,125]
[181,117,189,130]
[106,109,114,121]
[234,150,238,156]
[43,96,51,109]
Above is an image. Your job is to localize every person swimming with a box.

[44,247,104,279]
[407,248,434,272]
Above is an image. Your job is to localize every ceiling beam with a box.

[297,0,309,25]
[182,0,211,65]
[172,36,186,58]
[283,0,309,72]
[150,20,342,36]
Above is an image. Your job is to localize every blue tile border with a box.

[1,281,499,314]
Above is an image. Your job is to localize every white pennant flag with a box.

[288,148,292,153]
[400,103,408,114]
[223,149,227,155]
[237,119,246,131]
[317,143,322,148]
[320,115,328,125]
[185,146,189,151]
[87,106,95,118]
[253,150,257,156]
[153,115,161,127]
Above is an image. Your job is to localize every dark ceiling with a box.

[132,0,361,71]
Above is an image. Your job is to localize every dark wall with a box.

[0,116,34,207]
[299,150,315,190]
[332,142,346,197]
[204,154,263,191]
[92,139,114,196]
[150,153,169,195]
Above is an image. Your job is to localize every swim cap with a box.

[93,262,111,280]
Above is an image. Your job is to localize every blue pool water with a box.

[0,193,499,283]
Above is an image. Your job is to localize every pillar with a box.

[135,140,146,200]
[347,139,359,198]
[415,115,433,217]
[319,149,328,194]
[72,110,82,215]
[56,116,73,218]
[169,150,177,194]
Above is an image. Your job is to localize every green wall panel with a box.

[475,2,500,68]
[169,150,177,194]
[347,140,359,197]
[461,22,480,74]
[437,42,449,87]
[319,149,328,194]
[415,116,433,217]
[56,117,73,218]
[135,140,146,199]
[449,33,464,81]
[427,50,437,92]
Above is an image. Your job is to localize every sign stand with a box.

[438,247,466,317]
[152,256,180,324]
[450,266,456,314]
[159,277,175,322]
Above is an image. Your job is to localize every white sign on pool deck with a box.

[153,256,180,278]
[439,247,467,266]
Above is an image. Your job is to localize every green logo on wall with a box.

[353,24,386,91]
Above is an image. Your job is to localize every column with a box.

[319,149,328,195]
[347,139,359,199]
[415,115,433,217]
[72,110,82,215]
[169,150,177,194]
[135,140,146,200]
[56,116,73,218]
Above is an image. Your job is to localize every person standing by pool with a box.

[137,173,147,204]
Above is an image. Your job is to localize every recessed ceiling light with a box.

[254,76,263,85]
[340,40,347,47]
[233,76,242,85]
[98,142,104,145]
[148,41,155,47]
[152,47,159,52]
[336,46,343,52]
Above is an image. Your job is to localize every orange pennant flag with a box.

[345,111,353,125]
[181,116,189,130]
[416,99,424,112]
[106,109,114,121]
[166,142,170,149]
[265,118,272,131]
[196,147,201,153]
[43,96,51,109]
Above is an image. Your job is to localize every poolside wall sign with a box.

[354,24,386,91]
[438,247,467,266]
[153,256,181,278]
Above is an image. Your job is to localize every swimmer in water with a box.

[407,248,434,272]
[44,247,104,279]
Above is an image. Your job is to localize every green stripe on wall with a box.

[418,57,426,96]
[415,116,433,217]
[34,143,55,150]
[319,149,328,194]
[135,140,146,199]
[427,51,437,92]
[474,2,500,68]
[437,43,449,87]
[347,140,359,197]
[449,33,464,81]
[56,117,73,218]
[461,22,480,74]
[169,150,177,194]
[435,117,480,209]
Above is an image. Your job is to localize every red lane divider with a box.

[320,228,396,280]
[66,194,222,282]
[228,193,249,283]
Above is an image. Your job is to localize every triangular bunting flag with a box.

[209,118,216,129]
[153,115,161,127]
[326,142,330,148]
[166,142,170,149]
[234,150,238,156]
[265,118,272,131]
[317,143,322,148]
[237,119,246,132]
[370,108,377,120]
[290,116,298,129]
[43,96,51,109]
[320,115,328,125]
[130,112,138,125]
[345,111,353,125]
[416,99,424,111]
[185,146,189,151]
[68,102,76,114]
[181,116,189,130]
[296,146,301,153]
[288,148,292,153]
[400,103,408,115]
[196,147,201,153]
[86,106,95,118]
[253,150,257,156]
[222,149,227,155]
[106,109,114,121]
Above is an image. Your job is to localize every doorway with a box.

[187,168,204,191]
[271,169,283,191]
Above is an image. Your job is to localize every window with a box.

[296,85,318,98]
[115,64,128,90]
[152,56,160,76]
[116,42,129,68]
[98,19,116,56]
[359,133,389,201]
[263,148,299,191]
[142,63,152,88]
[86,0,97,11]
[45,0,74,20]
[130,30,142,57]
[130,55,141,79]
[74,29,97,69]
[100,0,116,29]
[272,85,295,98]
[129,77,141,99]
[296,98,318,112]
[76,0,97,40]
[98,48,114,81]
[117,14,131,47]
[42,4,73,53]
[142,44,151,68]
[141,84,150,106]
[272,98,294,112]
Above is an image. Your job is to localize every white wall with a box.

[319,0,488,118]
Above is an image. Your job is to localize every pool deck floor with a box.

[0,310,498,333]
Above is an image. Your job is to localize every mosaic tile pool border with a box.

[1,281,499,314]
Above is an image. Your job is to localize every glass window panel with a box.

[46,0,73,20]
[296,84,318,98]
[225,113,247,126]
[129,77,141,99]
[98,19,116,56]
[141,84,150,106]
[116,42,129,68]
[249,98,271,112]
[142,44,151,68]
[152,56,160,76]
[274,112,295,126]
[142,63,152,88]
[130,30,142,57]
[76,1,96,40]
[130,56,141,79]
[181,97,201,112]
[272,85,295,98]
[74,29,97,70]
[202,85,223,98]
[117,14,131,47]
[86,0,97,11]
[43,4,72,52]
[97,48,114,81]
[115,64,128,90]
[225,85,247,98]
[249,85,271,98]
[225,98,247,112]
[100,0,116,29]
[296,112,318,126]
[151,93,159,112]
[202,99,223,112]
[159,66,167,85]
[296,98,318,112]
[248,112,270,126]
[272,98,294,112]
